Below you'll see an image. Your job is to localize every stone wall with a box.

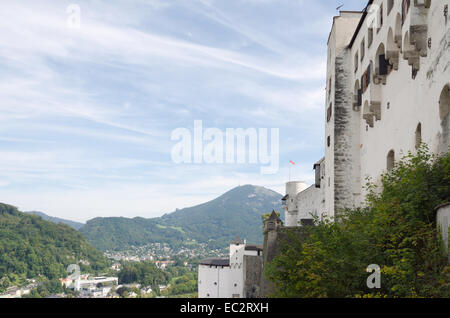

[333,50,357,216]
[259,226,308,297]
[243,255,262,298]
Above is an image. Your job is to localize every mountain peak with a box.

[80,185,283,251]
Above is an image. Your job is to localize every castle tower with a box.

[282,181,308,227]
[229,235,245,268]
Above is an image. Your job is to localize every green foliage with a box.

[0,203,109,291]
[267,147,450,298]
[117,261,198,297]
[118,261,169,290]
[116,286,131,298]
[80,185,283,251]
[163,272,197,296]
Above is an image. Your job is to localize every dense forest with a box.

[0,203,109,292]
[267,147,450,298]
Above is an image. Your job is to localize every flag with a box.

[289,160,296,165]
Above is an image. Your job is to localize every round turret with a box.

[284,181,308,227]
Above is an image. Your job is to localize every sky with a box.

[0,0,366,222]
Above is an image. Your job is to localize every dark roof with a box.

[245,244,263,252]
[348,0,375,48]
[313,157,325,169]
[281,194,289,201]
[435,202,450,211]
[231,235,244,245]
[267,210,281,222]
[199,258,230,267]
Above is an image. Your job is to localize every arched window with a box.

[375,43,391,84]
[440,85,450,151]
[402,0,411,25]
[415,123,422,149]
[394,13,402,49]
[377,3,384,32]
[387,28,399,71]
[327,103,332,122]
[439,84,450,121]
[353,80,361,111]
[387,150,395,171]
[388,0,394,15]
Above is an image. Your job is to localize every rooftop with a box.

[199,258,230,267]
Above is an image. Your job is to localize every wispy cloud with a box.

[0,0,365,220]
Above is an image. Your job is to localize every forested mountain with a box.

[80,185,283,251]
[0,203,109,287]
[26,211,84,230]
[79,217,186,251]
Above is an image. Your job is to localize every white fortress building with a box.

[284,0,450,227]
[198,237,263,298]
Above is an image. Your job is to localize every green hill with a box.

[26,211,84,230]
[80,185,283,251]
[0,203,109,287]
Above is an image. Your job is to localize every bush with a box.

[266,147,450,298]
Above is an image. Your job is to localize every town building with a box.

[198,236,263,298]
[72,276,118,298]
[284,0,450,226]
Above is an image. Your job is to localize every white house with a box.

[198,237,263,298]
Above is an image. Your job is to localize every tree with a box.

[267,146,450,298]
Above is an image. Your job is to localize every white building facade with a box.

[284,0,450,226]
[198,237,262,298]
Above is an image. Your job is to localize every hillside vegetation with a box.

[267,147,450,298]
[0,204,109,292]
[80,185,282,251]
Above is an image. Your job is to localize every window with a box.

[377,4,383,32]
[361,63,371,93]
[354,80,362,110]
[387,150,395,171]
[327,136,331,147]
[395,13,402,46]
[375,43,392,80]
[354,52,359,73]
[402,0,410,25]
[415,123,422,149]
[314,164,321,188]
[360,39,365,61]
[386,28,399,71]
[328,78,332,99]
[440,85,450,150]
[368,27,374,48]
[439,84,450,121]
[327,103,333,122]
[388,0,394,15]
